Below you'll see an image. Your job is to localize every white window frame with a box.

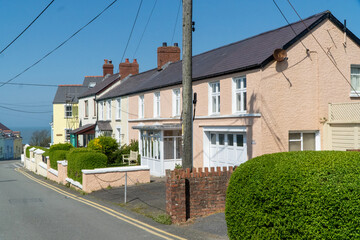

[84,100,89,118]
[172,88,181,117]
[288,131,320,151]
[93,100,97,117]
[350,65,360,97]
[139,95,144,119]
[232,76,247,114]
[64,104,73,118]
[116,98,121,120]
[116,127,122,146]
[98,101,104,120]
[154,92,160,118]
[64,128,72,142]
[107,100,111,120]
[209,82,220,115]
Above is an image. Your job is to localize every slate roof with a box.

[0,122,10,131]
[53,85,88,104]
[97,121,112,131]
[82,76,104,87]
[98,11,360,101]
[70,123,95,134]
[79,73,120,99]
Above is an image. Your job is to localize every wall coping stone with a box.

[66,178,83,189]
[48,168,58,177]
[57,160,68,166]
[82,166,150,174]
[29,147,36,152]
[34,149,45,154]
[39,162,47,170]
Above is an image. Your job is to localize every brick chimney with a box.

[157,42,180,70]
[119,58,139,79]
[103,59,114,76]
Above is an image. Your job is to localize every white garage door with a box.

[330,124,360,150]
[209,132,247,167]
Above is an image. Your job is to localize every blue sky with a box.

[0,0,360,129]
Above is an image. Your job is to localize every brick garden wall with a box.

[166,166,234,224]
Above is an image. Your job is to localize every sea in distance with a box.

[10,126,50,145]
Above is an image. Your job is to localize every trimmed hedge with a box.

[226,151,360,239]
[25,146,49,158]
[49,150,68,170]
[49,143,73,151]
[67,151,107,184]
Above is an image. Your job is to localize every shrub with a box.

[66,147,96,160]
[88,136,119,163]
[49,143,73,151]
[226,151,360,239]
[110,140,139,165]
[49,150,68,170]
[26,146,49,158]
[67,151,107,183]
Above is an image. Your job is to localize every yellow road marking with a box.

[15,168,186,240]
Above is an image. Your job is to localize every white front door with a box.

[209,132,247,167]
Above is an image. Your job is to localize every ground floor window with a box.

[289,131,320,151]
[141,130,161,160]
[65,129,72,142]
[164,130,182,160]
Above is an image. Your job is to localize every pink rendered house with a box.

[98,11,360,176]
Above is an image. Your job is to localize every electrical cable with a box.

[133,0,157,59]
[120,0,143,66]
[170,0,182,45]
[272,0,308,51]
[0,0,56,56]
[285,0,360,97]
[0,105,52,114]
[0,82,58,87]
[0,0,119,89]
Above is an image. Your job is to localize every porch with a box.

[133,124,182,176]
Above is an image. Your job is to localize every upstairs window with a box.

[172,89,181,116]
[107,100,111,120]
[139,95,144,119]
[154,92,160,118]
[233,76,247,113]
[209,82,220,114]
[64,104,73,118]
[98,101,104,120]
[116,98,121,120]
[351,65,360,97]
[84,100,89,118]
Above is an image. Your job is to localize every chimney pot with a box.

[103,59,114,76]
[157,42,180,69]
[133,59,137,63]
[174,43,178,47]
[125,58,130,63]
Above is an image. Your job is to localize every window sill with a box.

[350,92,360,98]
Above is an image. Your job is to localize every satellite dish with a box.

[273,49,288,62]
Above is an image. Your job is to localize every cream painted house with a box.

[52,85,87,144]
[73,59,139,147]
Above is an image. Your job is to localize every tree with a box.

[29,130,51,147]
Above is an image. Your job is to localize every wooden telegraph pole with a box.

[182,0,193,170]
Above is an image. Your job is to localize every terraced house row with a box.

[51,11,360,176]
[0,123,22,160]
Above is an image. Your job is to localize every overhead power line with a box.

[284,0,360,97]
[120,0,144,64]
[0,82,58,87]
[0,0,56,56]
[0,105,52,114]
[0,0,119,89]
[133,0,158,58]
[171,0,182,45]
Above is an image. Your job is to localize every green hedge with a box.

[25,146,49,158]
[49,143,73,151]
[49,150,68,170]
[226,151,360,239]
[67,151,107,183]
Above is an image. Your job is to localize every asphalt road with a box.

[0,160,185,240]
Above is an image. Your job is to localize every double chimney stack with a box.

[102,42,180,78]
